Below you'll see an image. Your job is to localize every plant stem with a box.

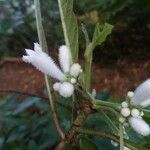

[119,124,124,150]
[84,43,93,92]
[78,128,140,150]
[56,101,92,149]
[34,0,65,140]
[57,0,70,51]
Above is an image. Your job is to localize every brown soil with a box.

[0,58,149,99]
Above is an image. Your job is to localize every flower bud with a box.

[59,82,74,97]
[70,63,81,77]
[121,108,130,117]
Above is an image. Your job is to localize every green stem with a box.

[84,43,94,92]
[57,0,70,51]
[34,0,65,140]
[78,128,139,150]
[119,124,124,150]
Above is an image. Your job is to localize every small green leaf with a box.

[92,23,113,47]
[58,0,79,61]
[80,137,98,150]
[12,97,39,115]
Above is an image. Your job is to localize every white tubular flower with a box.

[23,43,65,81]
[128,117,150,136]
[59,82,74,97]
[53,82,61,91]
[140,99,150,107]
[70,63,81,77]
[131,79,150,107]
[59,45,72,73]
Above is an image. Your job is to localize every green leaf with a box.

[80,137,98,150]
[92,23,113,47]
[12,97,39,115]
[58,0,79,61]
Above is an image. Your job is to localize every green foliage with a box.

[0,94,70,149]
[92,23,113,47]
[0,92,149,149]
[58,0,79,62]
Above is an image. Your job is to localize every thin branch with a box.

[34,0,65,140]
[0,89,72,110]
[119,124,124,150]
[77,128,138,150]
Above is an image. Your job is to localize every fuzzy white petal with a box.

[23,44,65,81]
[59,82,74,97]
[70,63,81,77]
[34,43,42,53]
[131,79,150,106]
[129,117,150,136]
[140,99,150,107]
[59,45,72,73]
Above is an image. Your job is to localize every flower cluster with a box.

[22,43,82,97]
[119,79,150,136]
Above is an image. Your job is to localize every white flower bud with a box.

[59,45,72,73]
[121,101,128,108]
[129,117,150,136]
[70,78,76,84]
[53,82,61,91]
[123,146,131,150]
[121,108,130,117]
[127,91,134,98]
[59,82,74,97]
[111,140,118,147]
[131,108,140,118]
[119,117,126,123]
[140,111,144,117]
[131,79,150,107]
[70,63,81,77]
[23,43,65,81]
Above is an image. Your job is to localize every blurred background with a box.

[0,1,150,149]
[0,0,150,97]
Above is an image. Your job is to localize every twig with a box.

[56,101,92,150]
[77,128,138,150]
[34,0,65,140]
[0,89,72,110]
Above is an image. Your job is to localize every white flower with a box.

[59,82,74,97]
[131,108,140,118]
[23,43,82,98]
[121,101,128,108]
[111,140,118,147]
[70,63,82,77]
[119,117,126,123]
[140,99,150,107]
[59,45,72,73]
[121,108,130,117]
[22,43,65,81]
[123,146,131,150]
[129,117,150,136]
[70,78,76,84]
[131,79,150,107]
[127,91,134,99]
[53,82,61,91]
